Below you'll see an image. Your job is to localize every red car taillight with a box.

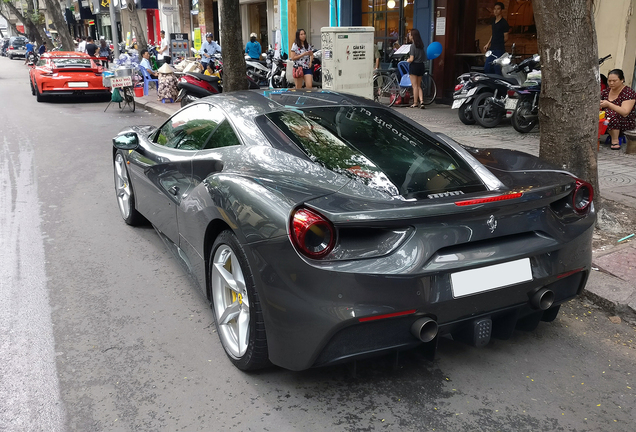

[8,46,14,50]
[290,208,336,259]
[572,179,593,214]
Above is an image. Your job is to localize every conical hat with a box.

[158,63,174,74]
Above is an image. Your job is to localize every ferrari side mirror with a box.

[113,132,139,150]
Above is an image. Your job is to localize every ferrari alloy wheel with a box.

[210,231,269,370]
[113,152,145,226]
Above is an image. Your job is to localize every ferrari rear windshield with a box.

[258,107,486,199]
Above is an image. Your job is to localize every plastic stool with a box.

[161,98,174,103]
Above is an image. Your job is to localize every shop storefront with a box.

[432,0,538,102]
[350,0,432,64]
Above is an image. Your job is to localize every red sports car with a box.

[29,51,111,102]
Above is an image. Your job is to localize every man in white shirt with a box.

[158,30,170,65]
[199,33,221,69]
[77,36,87,53]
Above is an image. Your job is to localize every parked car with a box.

[6,36,27,59]
[29,51,110,102]
[111,89,595,371]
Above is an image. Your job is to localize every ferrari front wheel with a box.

[30,78,35,96]
[113,151,145,226]
[210,231,269,371]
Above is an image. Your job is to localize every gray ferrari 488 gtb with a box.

[112,90,595,371]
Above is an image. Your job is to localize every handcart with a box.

[104,67,136,112]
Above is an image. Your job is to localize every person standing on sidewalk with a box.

[483,2,509,75]
[77,36,87,53]
[157,30,170,65]
[290,29,314,90]
[85,38,98,57]
[407,29,426,109]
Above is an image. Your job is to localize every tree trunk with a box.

[219,0,247,92]
[43,0,75,51]
[126,0,147,50]
[533,0,599,197]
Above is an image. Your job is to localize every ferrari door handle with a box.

[168,186,180,196]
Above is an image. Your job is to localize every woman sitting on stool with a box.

[601,69,636,150]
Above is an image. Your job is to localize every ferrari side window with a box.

[154,104,223,150]
[203,120,241,150]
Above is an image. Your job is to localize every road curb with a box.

[582,270,636,324]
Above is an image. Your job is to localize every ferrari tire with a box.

[30,79,35,96]
[458,101,476,125]
[210,231,270,371]
[113,151,145,226]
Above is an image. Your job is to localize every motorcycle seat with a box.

[188,72,220,84]
[248,59,268,66]
[486,74,519,85]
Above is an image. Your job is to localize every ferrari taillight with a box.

[290,208,335,259]
[572,179,593,214]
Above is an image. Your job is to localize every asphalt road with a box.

[1,56,635,432]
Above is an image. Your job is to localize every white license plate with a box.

[68,82,89,88]
[451,99,464,109]
[505,98,518,110]
[450,258,532,298]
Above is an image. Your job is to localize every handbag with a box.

[293,65,304,79]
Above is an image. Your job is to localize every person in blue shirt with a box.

[38,41,47,55]
[245,33,261,60]
[199,33,221,69]
[24,41,34,64]
[139,49,158,77]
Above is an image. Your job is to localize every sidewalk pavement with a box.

[135,94,636,323]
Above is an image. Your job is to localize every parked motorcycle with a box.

[266,49,290,88]
[245,53,269,87]
[177,57,260,107]
[452,48,533,127]
[312,49,322,88]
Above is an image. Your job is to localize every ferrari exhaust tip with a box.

[411,317,438,343]
[530,288,554,310]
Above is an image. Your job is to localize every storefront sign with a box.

[162,5,177,15]
[193,28,201,51]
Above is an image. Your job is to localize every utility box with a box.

[320,27,374,99]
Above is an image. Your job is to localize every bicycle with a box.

[372,63,437,107]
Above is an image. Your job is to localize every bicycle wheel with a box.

[373,73,399,107]
[123,87,135,112]
[421,73,437,105]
